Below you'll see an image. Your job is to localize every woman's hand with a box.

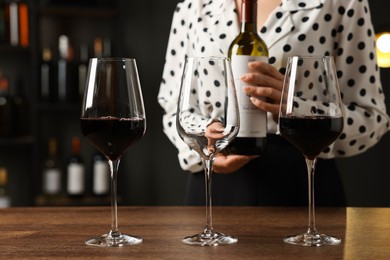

[212,152,258,174]
[241,61,284,121]
[205,121,225,155]
[206,121,257,174]
[211,61,282,174]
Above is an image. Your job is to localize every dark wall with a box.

[118,0,390,206]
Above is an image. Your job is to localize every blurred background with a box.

[0,0,389,207]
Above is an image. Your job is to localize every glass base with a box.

[182,231,238,246]
[85,233,143,247]
[284,230,341,246]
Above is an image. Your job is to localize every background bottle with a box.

[227,0,268,155]
[58,35,77,103]
[93,37,103,58]
[0,70,13,137]
[78,43,88,98]
[6,0,19,46]
[42,138,62,195]
[66,137,85,197]
[103,38,111,57]
[41,48,57,103]
[0,3,5,44]
[18,0,29,47]
[0,167,11,208]
[10,78,28,136]
[92,152,110,197]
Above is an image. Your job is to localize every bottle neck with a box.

[71,137,81,156]
[241,0,257,33]
[48,138,57,155]
[0,168,8,190]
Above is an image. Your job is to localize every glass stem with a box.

[305,158,317,234]
[108,159,121,237]
[203,158,214,234]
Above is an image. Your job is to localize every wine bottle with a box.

[58,35,77,103]
[0,70,13,137]
[92,152,110,197]
[10,78,28,136]
[58,35,68,102]
[93,37,103,58]
[0,4,5,44]
[0,167,11,208]
[18,0,29,47]
[41,48,57,103]
[103,38,111,57]
[78,43,88,98]
[7,0,18,46]
[42,138,62,195]
[227,0,268,155]
[66,137,85,197]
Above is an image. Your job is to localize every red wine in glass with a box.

[279,116,343,160]
[81,117,145,161]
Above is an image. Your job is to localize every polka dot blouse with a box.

[158,0,390,173]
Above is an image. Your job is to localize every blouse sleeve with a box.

[157,1,203,173]
[321,0,390,158]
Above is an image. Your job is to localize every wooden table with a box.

[0,206,389,259]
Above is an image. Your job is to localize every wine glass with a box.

[278,56,344,246]
[80,58,146,247]
[176,56,240,246]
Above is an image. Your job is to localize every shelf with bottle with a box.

[35,194,112,206]
[0,69,31,143]
[36,102,81,112]
[36,0,117,18]
[38,36,111,109]
[37,5,117,18]
[0,44,29,52]
[36,136,112,206]
[0,167,11,208]
[0,135,34,145]
[31,0,122,207]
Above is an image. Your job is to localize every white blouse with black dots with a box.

[158,0,390,173]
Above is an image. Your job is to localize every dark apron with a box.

[186,134,346,206]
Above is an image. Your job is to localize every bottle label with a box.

[44,168,61,194]
[231,55,267,138]
[0,197,11,208]
[58,59,67,101]
[41,64,50,98]
[67,163,85,195]
[93,161,110,195]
